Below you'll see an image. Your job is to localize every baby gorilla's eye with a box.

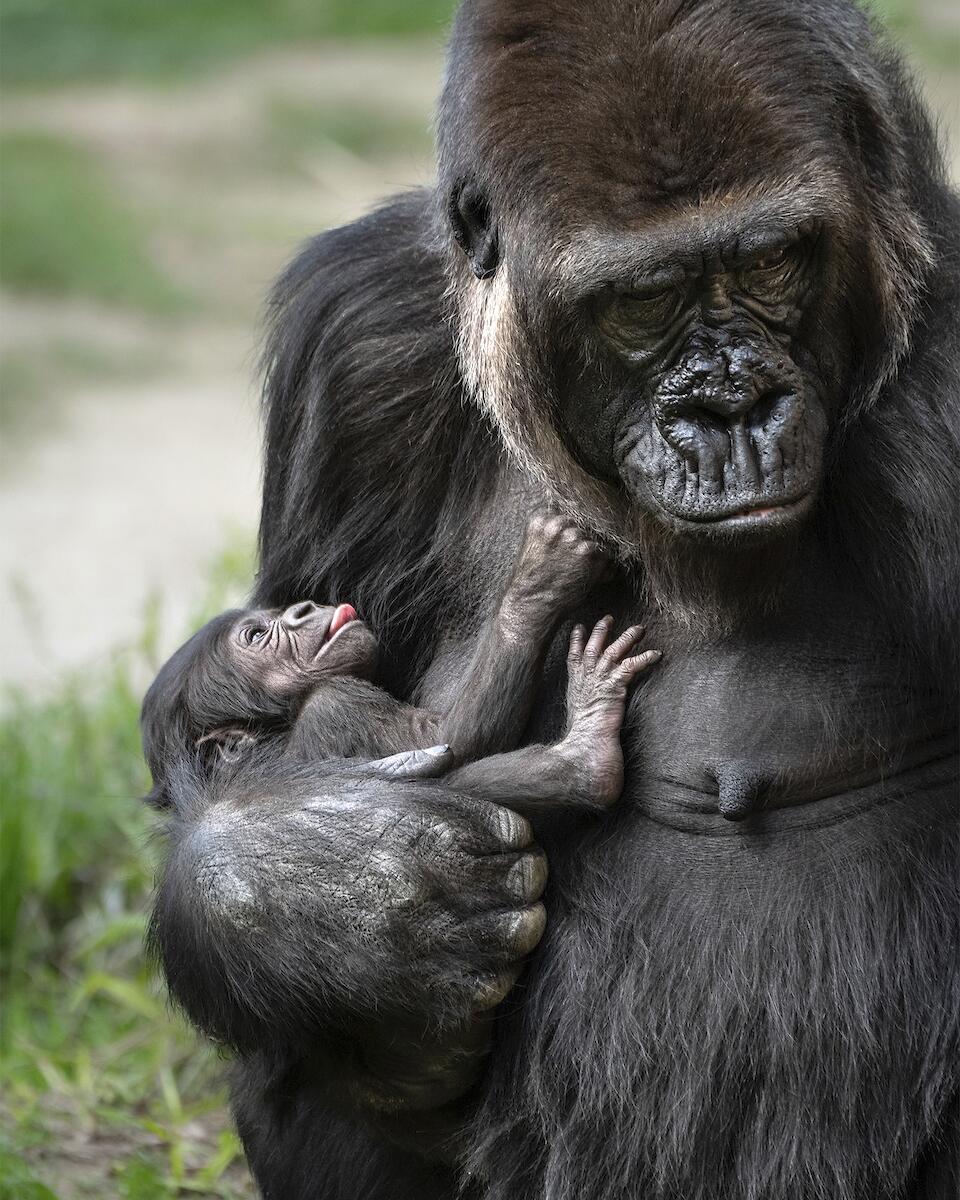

[240,624,269,647]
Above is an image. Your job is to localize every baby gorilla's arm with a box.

[445,619,660,816]
[429,512,606,762]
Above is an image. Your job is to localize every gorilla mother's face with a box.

[551,200,833,539]
[438,1,905,552]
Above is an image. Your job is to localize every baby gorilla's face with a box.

[228,601,379,701]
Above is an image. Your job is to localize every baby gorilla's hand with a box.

[500,511,608,630]
[562,617,661,808]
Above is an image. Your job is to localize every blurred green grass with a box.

[1,0,455,86]
[1,542,257,1199]
[868,0,960,65]
[0,133,188,313]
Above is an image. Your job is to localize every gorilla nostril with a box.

[749,388,795,430]
[282,601,320,626]
[695,410,728,435]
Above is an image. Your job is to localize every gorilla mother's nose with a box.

[686,381,798,429]
[281,601,320,627]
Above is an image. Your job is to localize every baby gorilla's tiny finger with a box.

[542,514,568,540]
[601,624,646,664]
[615,649,663,682]
[573,538,598,557]
[366,745,454,779]
[567,623,586,660]
[583,615,615,663]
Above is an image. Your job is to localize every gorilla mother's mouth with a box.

[684,493,815,527]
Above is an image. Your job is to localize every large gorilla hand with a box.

[150,753,547,1111]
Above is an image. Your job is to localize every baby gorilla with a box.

[142,514,661,815]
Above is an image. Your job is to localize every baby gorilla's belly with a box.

[629,640,956,828]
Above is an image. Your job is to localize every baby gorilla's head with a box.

[141,601,378,805]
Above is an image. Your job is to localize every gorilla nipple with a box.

[714,761,766,821]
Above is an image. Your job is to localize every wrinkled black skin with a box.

[147,1,960,1197]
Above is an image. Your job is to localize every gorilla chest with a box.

[501,621,958,1200]
[620,621,951,823]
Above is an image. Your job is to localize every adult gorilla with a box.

[148,1,959,1197]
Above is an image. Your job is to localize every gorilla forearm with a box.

[149,758,547,1116]
[151,776,398,1053]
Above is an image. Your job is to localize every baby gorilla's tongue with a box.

[328,604,357,638]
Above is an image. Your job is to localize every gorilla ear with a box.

[196,727,257,764]
[448,180,500,279]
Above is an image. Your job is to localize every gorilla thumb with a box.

[366,746,454,780]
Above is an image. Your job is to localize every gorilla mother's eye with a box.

[739,245,804,302]
[597,287,684,348]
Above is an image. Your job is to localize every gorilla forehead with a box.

[440,0,859,219]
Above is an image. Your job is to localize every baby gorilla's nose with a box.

[281,601,321,628]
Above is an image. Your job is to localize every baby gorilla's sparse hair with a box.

[141,611,291,808]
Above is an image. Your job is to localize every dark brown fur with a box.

[147,2,959,1197]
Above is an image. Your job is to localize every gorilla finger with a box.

[601,624,646,664]
[567,623,586,660]
[457,848,548,906]
[584,615,614,663]
[615,649,663,682]
[366,745,454,779]
[435,796,535,853]
[466,903,547,959]
[542,514,568,540]
[471,964,524,1011]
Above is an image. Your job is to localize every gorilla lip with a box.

[723,495,813,526]
[675,493,814,528]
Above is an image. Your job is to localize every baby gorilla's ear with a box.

[196,727,258,764]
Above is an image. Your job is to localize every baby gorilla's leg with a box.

[559,617,661,808]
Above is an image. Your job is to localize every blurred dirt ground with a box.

[1,42,440,690]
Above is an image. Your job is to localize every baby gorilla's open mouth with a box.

[314,603,360,659]
[329,604,358,638]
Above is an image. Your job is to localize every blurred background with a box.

[0,2,957,1196]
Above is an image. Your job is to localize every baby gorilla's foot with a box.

[561,617,661,808]
[500,511,608,633]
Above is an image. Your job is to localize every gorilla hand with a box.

[151,757,547,1109]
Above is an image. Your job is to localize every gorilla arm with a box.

[431,511,606,762]
[149,752,548,1119]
